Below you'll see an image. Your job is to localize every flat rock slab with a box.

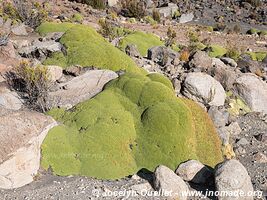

[48,70,118,108]
[0,110,57,189]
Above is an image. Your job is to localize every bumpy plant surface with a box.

[42,73,223,179]
[119,31,164,56]
[37,22,142,73]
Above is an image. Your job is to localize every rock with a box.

[0,42,19,72]
[189,51,213,70]
[48,70,118,108]
[64,65,83,77]
[179,13,194,23]
[221,57,238,68]
[217,127,230,145]
[46,65,63,82]
[234,73,267,113]
[215,159,254,200]
[172,78,181,95]
[107,0,118,7]
[11,24,28,36]
[0,110,57,189]
[209,58,239,91]
[183,72,226,107]
[236,138,249,146]
[0,86,23,110]
[175,160,214,185]
[237,56,263,75]
[253,152,267,163]
[154,165,189,200]
[147,46,178,66]
[157,3,178,18]
[208,106,229,128]
[43,32,64,42]
[226,122,242,136]
[0,17,3,26]
[125,44,141,58]
[18,40,62,60]
[11,39,31,49]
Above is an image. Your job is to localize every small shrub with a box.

[120,0,145,19]
[187,30,203,52]
[144,16,157,25]
[232,24,242,34]
[82,0,106,9]
[180,48,190,62]
[98,18,127,41]
[7,61,51,112]
[247,28,260,35]
[172,9,181,19]
[152,8,161,22]
[206,26,214,32]
[165,26,176,47]
[225,41,241,61]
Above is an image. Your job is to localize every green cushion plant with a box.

[118,31,164,57]
[42,73,223,180]
[37,22,143,73]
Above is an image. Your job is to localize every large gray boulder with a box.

[48,69,118,108]
[154,165,189,200]
[215,159,254,200]
[234,73,267,113]
[0,110,57,189]
[11,24,28,36]
[183,72,226,107]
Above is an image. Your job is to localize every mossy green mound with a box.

[246,51,267,62]
[37,22,143,73]
[208,45,227,58]
[119,31,164,57]
[42,73,223,179]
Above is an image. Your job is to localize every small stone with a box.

[226,122,242,136]
[130,182,152,194]
[237,138,249,146]
[253,152,267,163]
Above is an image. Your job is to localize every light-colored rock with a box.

[208,106,229,128]
[11,39,31,49]
[175,160,213,184]
[154,165,189,200]
[183,72,226,106]
[158,3,178,18]
[179,13,194,23]
[225,122,242,136]
[0,86,23,110]
[48,70,118,108]
[18,40,62,59]
[107,0,118,7]
[215,160,254,200]
[253,152,267,163]
[11,24,28,36]
[0,110,57,189]
[0,42,19,72]
[235,73,267,113]
[189,51,212,70]
[46,65,63,82]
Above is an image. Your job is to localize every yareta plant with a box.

[41,72,223,179]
